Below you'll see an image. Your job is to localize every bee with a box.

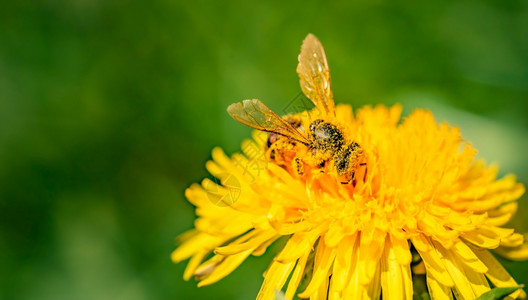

[227,34,366,184]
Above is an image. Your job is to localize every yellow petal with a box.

[214,230,276,255]
[267,203,286,230]
[250,130,268,147]
[256,260,295,300]
[418,214,458,247]
[412,234,432,253]
[500,233,524,248]
[342,244,375,300]
[482,225,515,239]
[434,241,490,299]
[211,147,255,184]
[452,239,488,273]
[328,285,342,300]
[426,271,453,300]
[311,272,331,300]
[414,238,454,287]
[276,220,311,235]
[367,262,382,300]
[454,176,524,212]
[391,235,412,265]
[197,249,254,287]
[194,254,223,279]
[487,212,515,227]
[183,250,208,280]
[487,202,518,226]
[266,163,307,201]
[284,250,310,300]
[461,228,501,249]
[172,232,224,263]
[473,248,526,299]
[193,212,253,236]
[330,235,357,293]
[357,228,386,285]
[252,236,279,256]
[324,223,344,248]
[381,236,413,300]
[488,201,518,218]
[494,241,528,261]
[298,240,336,298]
[274,231,319,263]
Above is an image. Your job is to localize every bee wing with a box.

[297,34,336,117]
[227,99,310,145]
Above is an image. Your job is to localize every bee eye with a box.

[266,134,277,148]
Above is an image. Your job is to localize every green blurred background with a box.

[1,0,527,299]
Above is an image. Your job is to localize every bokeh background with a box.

[1,1,527,299]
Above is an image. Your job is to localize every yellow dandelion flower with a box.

[172,34,528,299]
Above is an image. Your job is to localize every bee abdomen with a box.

[334,148,351,175]
[334,142,361,175]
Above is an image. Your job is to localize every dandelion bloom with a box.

[172,34,528,299]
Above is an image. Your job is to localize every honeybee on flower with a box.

[227,34,367,185]
[173,34,528,300]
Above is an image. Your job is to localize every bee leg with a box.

[358,162,368,182]
[340,171,355,185]
[292,157,305,177]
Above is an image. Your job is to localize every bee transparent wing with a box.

[227,99,310,145]
[297,34,335,117]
